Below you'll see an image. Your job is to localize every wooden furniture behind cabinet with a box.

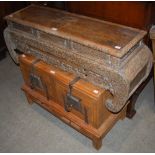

[0,2,27,59]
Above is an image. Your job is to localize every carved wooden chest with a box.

[19,54,115,129]
[19,54,126,149]
[4,5,152,113]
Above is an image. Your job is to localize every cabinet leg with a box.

[120,104,127,120]
[126,74,152,119]
[24,92,33,104]
[92,138,102,150]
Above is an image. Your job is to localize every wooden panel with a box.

[30,1,67,10]
[66,2,150,29]
[19,55,58,101]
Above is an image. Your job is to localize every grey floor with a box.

[0,53,155,153]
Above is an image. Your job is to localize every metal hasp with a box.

[29,58,49,100]
[65,77,88,123]
[65,77,82,112]
[65,94,82,112]
[30,73,43,90]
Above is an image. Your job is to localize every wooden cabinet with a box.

[19,54,127,149]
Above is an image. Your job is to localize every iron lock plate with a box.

[65,92,83,112]
[29,58,49,100]
[64,76,88,124]
[29,73,44,90]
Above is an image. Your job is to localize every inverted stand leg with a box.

[126,95,137,119]
[126,73,152,119]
